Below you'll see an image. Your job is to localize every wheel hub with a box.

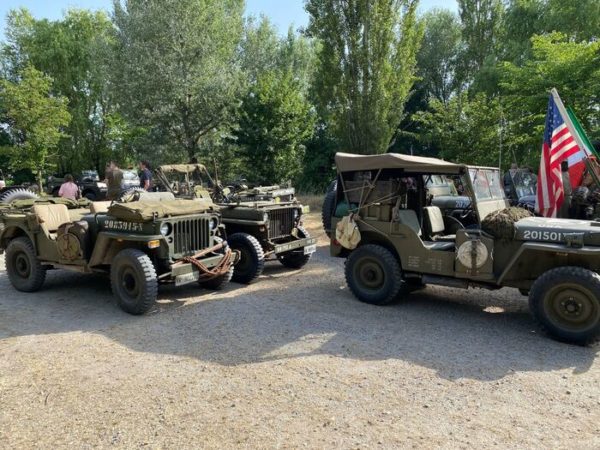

[545,285,599,331]
[355,257,385,290]
[121,269,139,298]
[14,253,30,278]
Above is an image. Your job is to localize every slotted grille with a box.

[172,218,210,255]
[268,208,294,240]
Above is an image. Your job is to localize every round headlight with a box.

[209,217,219,231]
[293,209,300,220]
[263,212,269,223]
[160,222,172,236]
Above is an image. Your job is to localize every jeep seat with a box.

[395,208,455,252]
[424,206,456,242]
[90,201,111,214]
[32,204,71,240]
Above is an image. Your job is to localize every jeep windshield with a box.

[468,167,509,221]
[511,170,537,198]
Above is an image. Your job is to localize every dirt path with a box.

[0,214,598,449]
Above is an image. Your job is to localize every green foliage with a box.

[234,70,316,184]
[0,65,71,189]
[415,92,505,167]
[418,9,462,104]
[3,8,117,173]
[306,0,424,154]
[112,0,245,160]
[499,34,600,167]
[457,0,505,83]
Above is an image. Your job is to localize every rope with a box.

[181,247,234,280]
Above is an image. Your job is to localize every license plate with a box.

[175,271,199,286]
[304,244,317,255]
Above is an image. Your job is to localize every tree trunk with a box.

[37,169,43,195]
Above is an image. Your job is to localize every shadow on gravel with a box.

[0,258,597,382]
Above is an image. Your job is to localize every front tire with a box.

[111,249,158,315]
[199,265,234,290]
[228,233,265,284]
[5,237,46,292]
[529,267,600,345]
[345,244,403,306]
[278,226,313,269]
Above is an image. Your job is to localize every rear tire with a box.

[345,244,403,306]
[278,226,313,269]
[228,233,265,284]
[111,249,158,315]
[83,191,97,201]
[5,237,46,292]
[529,267,600,345]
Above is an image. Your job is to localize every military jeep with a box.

[0,195,236,315]
[152,163,316,284]
[328,152,600,345]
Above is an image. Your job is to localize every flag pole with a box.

[551,88,600,188]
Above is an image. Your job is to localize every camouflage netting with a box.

[482,207,534,240]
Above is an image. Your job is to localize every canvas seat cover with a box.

[32,204,71,239]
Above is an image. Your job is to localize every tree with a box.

[499,33,600,167]
[417,9,462,104]
[234,70,315,184]
[0,65,71,190]
[112,0,245,161]
[457,0,505,85]
[2,8,117,173]
[414,92,505,167]
[306,0,423,154]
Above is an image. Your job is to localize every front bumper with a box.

[170,247,239,286]
[274,237,317,255]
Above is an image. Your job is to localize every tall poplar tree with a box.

[306,0,423,154]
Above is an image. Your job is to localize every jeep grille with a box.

[268,208,295,240]
[173,218,210,255]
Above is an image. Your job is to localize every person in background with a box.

[526,167,538,188]
[58,174,80,200]
[139,160,153,191]
[503,162,518,197]
[559,160,572,218]
[105,160,124,200]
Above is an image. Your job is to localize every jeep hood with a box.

[514,217,600,246]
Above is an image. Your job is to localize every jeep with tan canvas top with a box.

[326,152,600,345]
[0,194,237,314]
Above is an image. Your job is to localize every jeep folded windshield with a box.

[469,168,505,201]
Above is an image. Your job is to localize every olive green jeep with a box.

[152,163,316,284]
[0,195,237,315]
[327,152,600,345]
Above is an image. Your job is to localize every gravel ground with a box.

[0,214,599,449]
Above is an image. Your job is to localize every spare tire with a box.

[117,187,145,202]
[0,188,40,204]
[322,180,337,238]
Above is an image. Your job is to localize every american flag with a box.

[537,92,589,217]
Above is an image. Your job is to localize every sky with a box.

[0,0,458,38]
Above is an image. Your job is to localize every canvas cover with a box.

[335,152,465,174]
[158,164,207,174]
[108,199,215,222]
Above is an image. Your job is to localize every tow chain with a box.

[180,247,234,281]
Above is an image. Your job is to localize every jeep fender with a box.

[497,242,600,285]
[0,225,35,253]
[88,232,165,267]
